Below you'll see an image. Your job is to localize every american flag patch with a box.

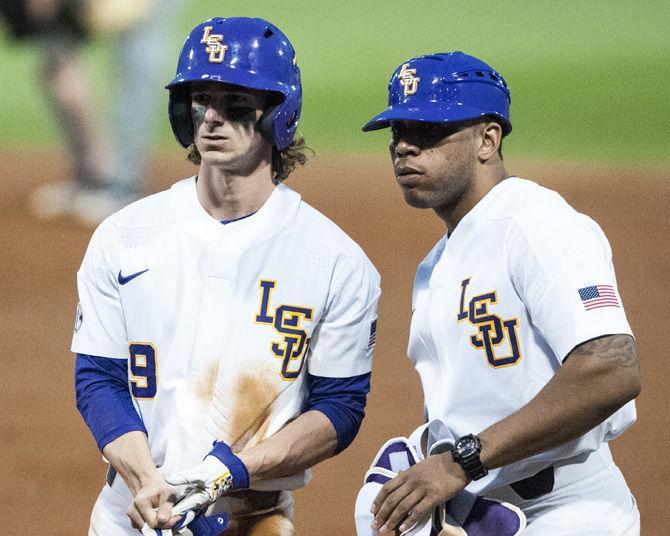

[368,319,377,349]
[578,285,620,311]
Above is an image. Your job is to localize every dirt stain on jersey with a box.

[225,512,293,536]
[247,511,294,535]
[217,490,293,535]
[194,360,219,403]
[228,367,279,452]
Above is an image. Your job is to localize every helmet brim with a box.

[362,103,511,135]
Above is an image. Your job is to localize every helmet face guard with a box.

[166,17,302,150]
[363,52,511,136]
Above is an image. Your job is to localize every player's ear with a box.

[477,121,503,162]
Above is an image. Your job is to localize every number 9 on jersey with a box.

[129,343,158,399]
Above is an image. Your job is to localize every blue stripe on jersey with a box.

[220,211,257,225]
[304,372,371,454]
[75,353,147,451]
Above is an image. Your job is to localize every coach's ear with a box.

[477,121,503,162]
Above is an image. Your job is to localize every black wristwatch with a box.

[451,434,488,481]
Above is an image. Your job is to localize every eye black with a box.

[225,107,256,122]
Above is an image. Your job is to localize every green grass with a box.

[1,0,668,164]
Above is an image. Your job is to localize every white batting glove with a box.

[165,441,250,513]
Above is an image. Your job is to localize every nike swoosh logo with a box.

[118,269,149,285]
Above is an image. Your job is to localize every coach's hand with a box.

[370,452,469,534]
[165,441,250,513]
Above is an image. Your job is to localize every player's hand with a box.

[370,452,469,534]
[165,441,250,513]
[127,474,182,531]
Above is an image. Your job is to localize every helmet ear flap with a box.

[257,89,300,150]
[168,87,194,148]
[257,105,279,148]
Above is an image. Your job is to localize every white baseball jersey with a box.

[408,177,636,493]
[72,177,380,490]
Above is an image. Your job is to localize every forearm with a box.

[102,430,161,495]
[106,431,180,529]
[479,334,640,470]
[238,410,338,484]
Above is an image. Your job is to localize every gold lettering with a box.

[200,25,228,64]
[399,63,420,96]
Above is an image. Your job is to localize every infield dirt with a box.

[1,150,667,534]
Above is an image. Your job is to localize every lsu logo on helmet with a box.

[200,26,227,63]
[398,63,420,95]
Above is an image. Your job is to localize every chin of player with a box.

[199,146,241,168]
[400,186,438,209]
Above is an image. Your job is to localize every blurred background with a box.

[2,0,668,161]
[1,0,668,534]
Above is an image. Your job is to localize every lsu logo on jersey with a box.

[200,26,228,63]
[255,280,313,380]
[398,63,420,95]
[457,278,522,368]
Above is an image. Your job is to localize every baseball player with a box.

[73,17,380,535]
[358,52,641,535]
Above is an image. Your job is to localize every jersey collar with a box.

[170,176,301,243]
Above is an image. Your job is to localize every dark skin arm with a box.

[371,334,641,534]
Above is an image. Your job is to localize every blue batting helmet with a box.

[362,52,511,136]
[166,17,302,150]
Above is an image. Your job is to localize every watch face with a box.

[455,435,480,457]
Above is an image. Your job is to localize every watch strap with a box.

[452,434,488,481]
